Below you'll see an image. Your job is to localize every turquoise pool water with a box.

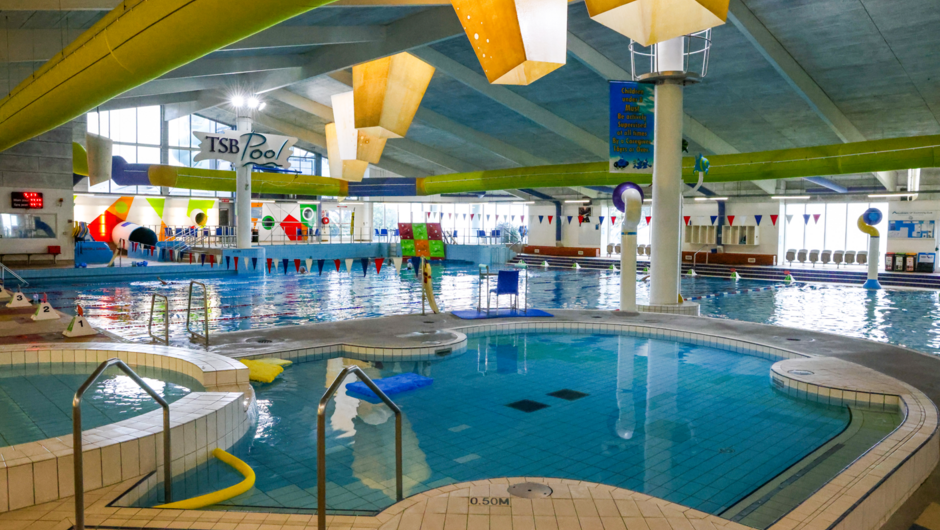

[26,264,940,355]
[0,363,203,447]
[126,331,887,518]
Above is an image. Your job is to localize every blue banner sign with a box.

[609,81,654,174]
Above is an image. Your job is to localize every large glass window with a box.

[781,201,889,264]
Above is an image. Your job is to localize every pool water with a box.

[25,264,940,356]
[128,331,896,518]
[0,363,203,447]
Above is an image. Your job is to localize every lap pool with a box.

[24,262,940,356]
[121,330,901,529]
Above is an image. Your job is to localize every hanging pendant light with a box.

[450,0,567,85]
[584,0,729,46]
[353,52,435,139]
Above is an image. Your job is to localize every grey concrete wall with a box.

[0,124,76,263]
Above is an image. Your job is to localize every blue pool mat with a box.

[346,373,433,402]
[451,308,554,320]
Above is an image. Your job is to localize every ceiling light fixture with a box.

[868,192,918,198]
[565,199,590,203]
[771,195,811,200]
[694,197,728,201]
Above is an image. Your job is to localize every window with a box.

[781,201,889,264]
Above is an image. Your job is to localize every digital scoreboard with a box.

[11,191,43,209]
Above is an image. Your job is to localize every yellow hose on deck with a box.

[155,448,255,509]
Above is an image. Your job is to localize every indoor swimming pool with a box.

[24,263,940,356]
[0,363,202,447]
[121,331,900,527]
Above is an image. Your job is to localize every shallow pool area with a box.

[123,330,900,525]
[0,362,203,447]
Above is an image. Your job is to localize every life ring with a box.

[321,217,330,225]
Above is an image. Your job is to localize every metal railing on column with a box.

[186,281,209,349]
[318,366,402,530]
[73,359,171,530]
[148,293,169,344]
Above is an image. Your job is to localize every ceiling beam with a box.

[411,47,607,159]
[728,0,865,144]
[223,26,385,52]
[95,91,206,112]
[158,54,308,80]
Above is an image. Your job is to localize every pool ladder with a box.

[186,280,209,349]
[148,293,169,344]
[72,359,172,530]
[318,366,402,530]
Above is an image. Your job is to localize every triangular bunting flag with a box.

[577,215,584,226]
[361,257,369,276]
[683,216,691,226]
[739,215,747,225]
[208,255,215,268]
[539,215,544,224]
[306,258,313,272]
[646,216,652,225]
[225,256,231,269]
[243,257,249,271]
[611,216,616,224]
[548,216,553,224]
[710,216,718,225]
[754,215,763,226]
[374,258,384,274]
[786,214,793,224]
[251,257,258,270]
[727,216,735,226]
[189,252,193,264]
[599,216,604,224]
[234,257,239,271]
[487,215,491,221]
[266,258,273,273]
[470,214,475,220]
[334,259,341,272]
[200,253,206,266]
[803,214,811,225]
[392,257,402,273]
[294,259,301,273]
[318,259,326,275]
[426,212,431,218]
[567,216,573,225]
[282,258,289,275]
[813,214,821,224]
[770,215,779,226]
[463,214,467,220]
[345,258,353,273]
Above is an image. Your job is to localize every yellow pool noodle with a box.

[240,359,284,383]
[155,448,255,509]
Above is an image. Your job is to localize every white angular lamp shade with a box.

[353,52,435,139]
[451,0,567,85]
[325,123,368,182]
[585,0,729,47]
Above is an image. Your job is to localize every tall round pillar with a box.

[235,116,253,249]
[649,79,684,306]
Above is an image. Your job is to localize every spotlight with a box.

[247,97,260,109]
[231,95,245,108]
[258,102,266,111]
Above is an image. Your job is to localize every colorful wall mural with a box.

[74,196,219,244]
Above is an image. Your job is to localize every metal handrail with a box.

[318,366,402,530]
[73,359,171,530]
[186,281,209,348]
[149,293,169,344]
[692,244,711,268]
[0,262,28,287]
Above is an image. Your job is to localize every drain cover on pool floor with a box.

[547,389,589,401]
[509,482,553,499]
[506,400,549,413]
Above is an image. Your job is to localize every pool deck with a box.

[3,310,940,530]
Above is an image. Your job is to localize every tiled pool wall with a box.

[233,319,938,530]
[0,344,254,513]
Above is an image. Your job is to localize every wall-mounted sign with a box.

[11,191,43,209]
[888,210,936,239]
[194,131,297,168]
[609,81,654,174]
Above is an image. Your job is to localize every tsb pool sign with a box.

[194,130,297,168]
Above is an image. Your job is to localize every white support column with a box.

[621,230,638,311]
[235,116,253,249]
[649,79,684,306]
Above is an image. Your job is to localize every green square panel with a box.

[429,240,445,258]
[400,239,416,257]
[413,223,428,240]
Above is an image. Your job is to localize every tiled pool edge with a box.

[0,343,254,514]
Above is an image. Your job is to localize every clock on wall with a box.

[11,191,43,209]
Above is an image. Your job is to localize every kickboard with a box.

[347,373,433,402]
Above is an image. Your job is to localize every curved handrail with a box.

[149,293,169,344]
[73,359,172,530]
[318,366,402,530]
[0,262,28,287]
[186,281,209,349]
